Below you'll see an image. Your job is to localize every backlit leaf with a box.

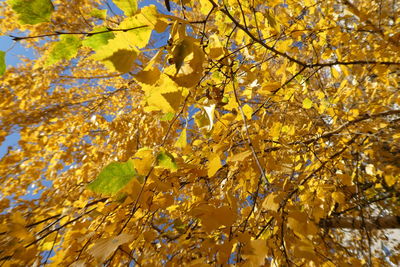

[242,104,252,119]
[82,27,114,50]
[132,148,154,176]
[118,7,156,49]
[175,128,187,148]
[87,159,137,195]
[302,97,313,109]
[157,151,178,171]
[172,38,193,74]
[8,0,54,25]
[144,74,183,113]
[113,0,137,16]
[91,35,138,73]
[195,104,215,132]
[208,154,222,177]
[45,35,81,66]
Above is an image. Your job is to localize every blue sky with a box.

[0,0,170,158]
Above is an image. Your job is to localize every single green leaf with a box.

[113,0,138,16]
[157,151,178,171]
[82,27,114,50]
[87,159,137,195]
[90,8,107,19]
[8,0,54,25]
[0,51,5,75]
[45,35,81,66]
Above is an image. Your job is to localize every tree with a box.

[0,0,399,265]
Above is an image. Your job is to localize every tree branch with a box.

[319,216,400,229]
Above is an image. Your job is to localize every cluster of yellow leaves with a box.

[0,0,400,266]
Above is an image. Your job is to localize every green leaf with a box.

[82,27,114,50]
[87,159,137,195]
[8,0,54,25]
[157,151,178,171]
[90,8,107,20]
[113,0,137,16]
[0,51,5,76]
[45,35,81,66]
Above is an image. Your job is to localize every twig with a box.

[10,25,149,41]
[230,68,269,185]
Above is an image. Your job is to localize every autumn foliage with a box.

[1,0,400,266]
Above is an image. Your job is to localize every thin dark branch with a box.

[10,25,149,41]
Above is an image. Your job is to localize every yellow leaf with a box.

[88,233,134,262]
[40,232,57,251]
[242,239,268,266]
[91,35,138,73]
[293,239,315,259]
[302,97,313,109]
[242,104,252,119]
[207,34,225,59]
[365,164,375,175]
[117,6,157,48]
[144,74,183,113]
[166,37,205,88]
[208,154,222,177]
[270,121,282,139]
[195,104,216,132]
[135,68,161,85]
[214,206,236,226]
[113,0,137,16]
[200,0,213,15]
[134,50,163,85]
[132,148,154,175]
[172,38,193,74]
[332,191,346,205]
[287,211,307,236]
[384,175,397,187]
[228,150,252,162]
[331,66,340,79]
[175,128,187,148]
[322,261,337,267]
[262,192,280,212]
[260,82,280,93]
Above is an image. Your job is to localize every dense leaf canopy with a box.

[1,0,400,266]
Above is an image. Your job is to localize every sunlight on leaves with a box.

[87,159,137,195]
[45,35,81,66]
[91,35,138,73]
[113,0,138,17]
[157,151,178,171]
[82,27,114,50]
